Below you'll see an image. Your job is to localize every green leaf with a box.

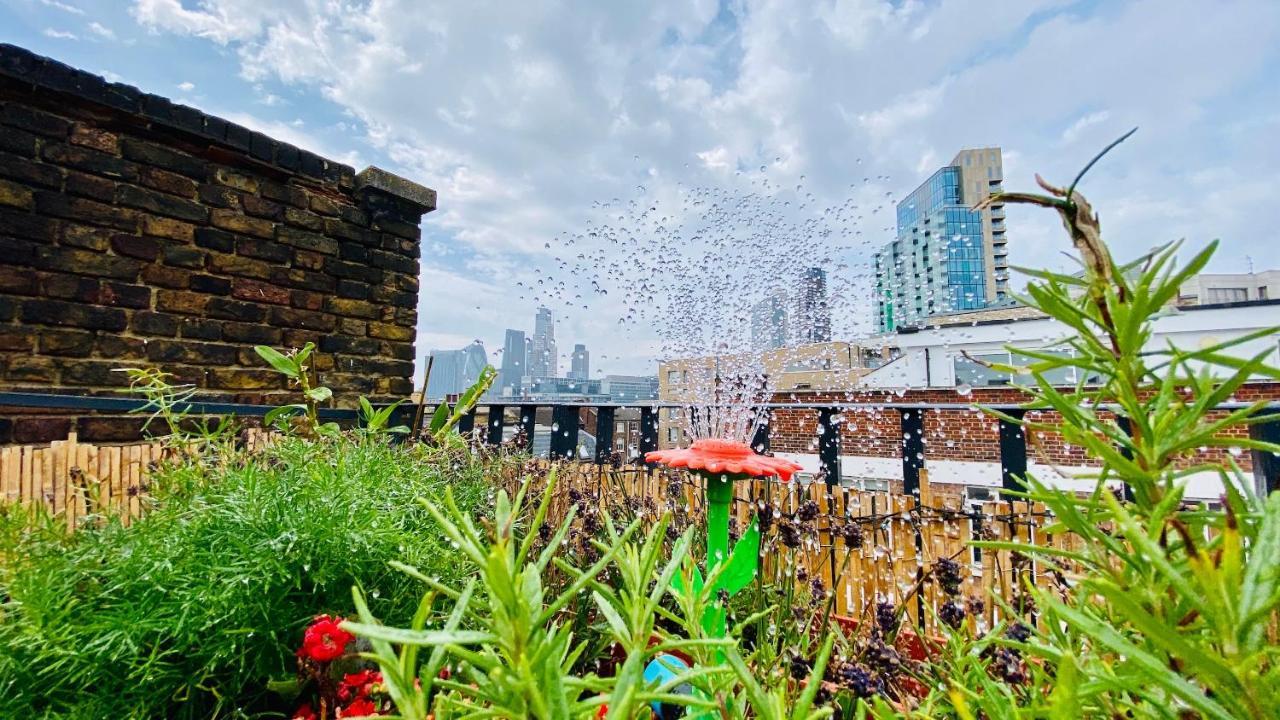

[264,404,306,427]
[427,402,450,434]
[1238,491,1280,652]
[254,345,298,377]
[305,386,333,403]
[1050,601,1236,720]
[339,623,494,647]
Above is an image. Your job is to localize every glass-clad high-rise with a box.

[875,148,1007,332]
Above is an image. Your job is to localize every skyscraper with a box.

[875,148,1007,332]
[498,329,527,393]
[528,307,557,379]
[570,343,590,380]
[750,291,789,351]
[794,268,831,344]
[426,342,489,398]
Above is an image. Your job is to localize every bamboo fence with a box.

[2,434,1077,632]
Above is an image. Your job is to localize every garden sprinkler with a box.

[645,440,802,643]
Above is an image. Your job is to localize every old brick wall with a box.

[0,44,435,443]
[766,383,1280,472]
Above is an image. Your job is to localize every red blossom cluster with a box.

[292,615,387,718]
[297,615,354,663]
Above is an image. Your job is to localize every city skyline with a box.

[15,2,1275,378]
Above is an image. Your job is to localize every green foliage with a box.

[255,342,341,437]
[949,145,1280,718]
[426,365,498,441]
[358,397,411,437]
[345,470,842,719]
[0,437,495,719]
[118,366,236,446]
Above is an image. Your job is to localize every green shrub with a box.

[0,436,497,719]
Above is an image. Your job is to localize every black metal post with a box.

[998,410,1028,499]
[1115,415,1136,502]
[751,409,771,453]
[595,406,616,463]
[549,405,580,460]
[486,405,505,445]
[519,405,537,452]
[818,408,840,487]
[457,408,476,435]
[639,407,658,461]
[900,408,925,497]
[1249,411,1280,495]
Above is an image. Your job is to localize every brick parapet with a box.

[0,44,434,443]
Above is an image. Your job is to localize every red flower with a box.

[340,697,378,717]
[292,702,318,720]
[297,615,354,662]
[343,669,382,697]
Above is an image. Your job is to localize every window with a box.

[667,427,679,443]
[954,353,1011,387]
[1260,286,1269,300]
[1207,287,1248,303]
[666,369,683,384]
[965,487,996,563]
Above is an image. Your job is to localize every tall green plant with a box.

[425,365,498,442]
[961,138,1280,719]
[255,342,340,437]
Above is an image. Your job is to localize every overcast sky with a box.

[4,0,1278,378]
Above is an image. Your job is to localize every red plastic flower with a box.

[292,702,318,720]
[297,615,354,662]
[645,439,803,481]
[340,697,378,718]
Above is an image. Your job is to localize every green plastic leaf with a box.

[720,518,760,595]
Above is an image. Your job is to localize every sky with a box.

[3,0,1279,379]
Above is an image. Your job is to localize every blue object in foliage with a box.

[643,653,692,718]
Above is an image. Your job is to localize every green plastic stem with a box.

[704,473,733,640]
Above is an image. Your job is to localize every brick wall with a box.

[766,383,1280,472]
[0,44,436,443]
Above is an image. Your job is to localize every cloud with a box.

[1060,110,1112,144]
[87,22,116,40]
[42,28,78,40]
[122,0,1280,376]
[177,81,195,92]
[130,0,275,44]
[39,0,84,15]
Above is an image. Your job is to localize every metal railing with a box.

[3,391,1277,495]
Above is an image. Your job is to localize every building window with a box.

[667,427,679,443]
[1207,287,1248,303]
[953,352,1013,387]
[1260,286,1269,299]
[666,369,683,384]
